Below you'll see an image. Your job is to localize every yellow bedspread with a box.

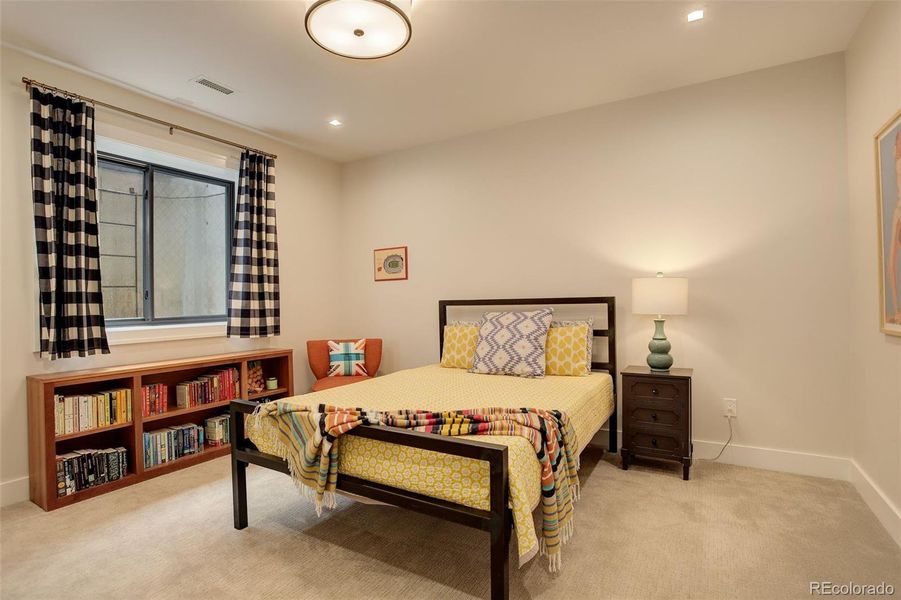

[247,364,614,566]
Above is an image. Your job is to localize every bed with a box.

[230,297,617,600]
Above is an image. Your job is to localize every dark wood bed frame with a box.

[230,297,617,600]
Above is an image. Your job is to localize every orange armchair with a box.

[307,338,383,392]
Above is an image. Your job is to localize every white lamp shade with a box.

[632,276,688,316]
[305,0,412,60]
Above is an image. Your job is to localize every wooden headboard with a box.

[438,296,617,387]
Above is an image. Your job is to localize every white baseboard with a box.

[1,476,29,507]
[849,459,901,548]
[690,438,852,480]
[593,428,851,480]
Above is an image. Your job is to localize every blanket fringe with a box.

[251,403,267,429]
[538,517,575,572]
[562,517,575,544]
[284,455,337,516]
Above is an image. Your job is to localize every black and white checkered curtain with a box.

[30,87,110,359]
[227,151,280,337]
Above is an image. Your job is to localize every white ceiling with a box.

[1,1,871,162]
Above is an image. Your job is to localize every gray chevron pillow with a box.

[469,308,554,378]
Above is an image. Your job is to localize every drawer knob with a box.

[651,413,658,421]
[651,438,658,447]
[651,388,659,395]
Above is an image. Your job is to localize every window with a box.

[97,153,234,326]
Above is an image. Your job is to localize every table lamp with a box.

[632,272,688,371]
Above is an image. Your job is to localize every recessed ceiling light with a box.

[328,119,343,127]
[687,9,704,22]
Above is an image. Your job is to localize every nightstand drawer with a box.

[625,428,685,458]
[625,378,687,401]
[627,403,684,429]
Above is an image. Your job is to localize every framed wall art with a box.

[876,109,901,336]
[374,246,408,282]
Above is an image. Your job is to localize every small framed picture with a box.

[374,246,408,281]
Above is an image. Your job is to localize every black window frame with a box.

[97,151,235,327]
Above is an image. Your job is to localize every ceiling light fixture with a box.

[328,119,343,127]
[687,9,704,22]
[305,0,412,60]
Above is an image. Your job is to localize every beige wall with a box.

[340,54,852,462]
[0,47,343,503]
[844,1,901,543]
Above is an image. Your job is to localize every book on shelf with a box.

[175,367,240,409]
[143,423,206,469]
[141,383,168,417]
[56,447,128,497]
[204,414,231,446]
[53,388,132,436]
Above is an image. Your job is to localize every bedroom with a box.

[0,1,899,599]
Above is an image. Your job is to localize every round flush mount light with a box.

[305,0,412,60]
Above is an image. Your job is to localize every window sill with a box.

[107,321,227,346]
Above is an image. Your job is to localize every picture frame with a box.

[373,246,408,281]
[875,109,901,337]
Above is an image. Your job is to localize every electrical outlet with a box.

[723,398,737,418]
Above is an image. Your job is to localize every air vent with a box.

[191,76,234,95]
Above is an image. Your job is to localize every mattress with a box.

[247,364,614,565]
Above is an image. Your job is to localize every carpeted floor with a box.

[1,448,898,599]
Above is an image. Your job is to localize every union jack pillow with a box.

[327,339,368,377]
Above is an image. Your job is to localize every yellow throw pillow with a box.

[440,323,479,369]
[545,322,592,376]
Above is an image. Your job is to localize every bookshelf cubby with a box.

[27,348,293,511]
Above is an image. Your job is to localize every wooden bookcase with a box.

[27,348,294,511]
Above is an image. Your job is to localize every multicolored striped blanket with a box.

[254,402,581,571]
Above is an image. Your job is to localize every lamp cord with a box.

[707,416,734,462]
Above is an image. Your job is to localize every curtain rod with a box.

[22,76,277,159]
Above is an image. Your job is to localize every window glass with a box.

[152,171,228,319]
[98,160,144,319]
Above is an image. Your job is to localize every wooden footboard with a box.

[230,399,512,600]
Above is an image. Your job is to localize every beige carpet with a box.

[2,449,898,600]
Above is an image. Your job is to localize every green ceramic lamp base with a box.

[646,318,674,372]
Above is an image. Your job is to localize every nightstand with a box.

[620,365,693,480]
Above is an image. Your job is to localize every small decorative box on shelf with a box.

[27,348,293,511]
[620,365,693,480]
